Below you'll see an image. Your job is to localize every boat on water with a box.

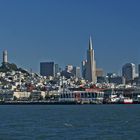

[119,94,133,104]
[123,98,133,104]
[109,94,120,103]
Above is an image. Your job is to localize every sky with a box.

[0,0,140,74]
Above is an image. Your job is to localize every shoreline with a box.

[0,101,140,105]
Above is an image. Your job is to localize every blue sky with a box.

[0,0,140,74]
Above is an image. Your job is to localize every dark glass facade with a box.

[40,62,55,77]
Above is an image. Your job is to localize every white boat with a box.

[110,95,120,103]
[123,98,133,104]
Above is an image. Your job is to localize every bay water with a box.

[0,105,139,140]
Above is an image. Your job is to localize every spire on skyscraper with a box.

[89,36,93,50]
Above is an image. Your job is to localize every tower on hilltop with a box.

[3,50,8,64]
[85,36,97,83]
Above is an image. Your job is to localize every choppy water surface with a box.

[0,105,140,140]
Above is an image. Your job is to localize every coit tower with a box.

[3,50,8,63]
[85,36,97,83]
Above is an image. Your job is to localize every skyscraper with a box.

[65,65,73,73]
[85,37,97,83]
[138,64,140,78]
[122,63,136,83]
[81,60,86,79]
[72,66,81,78]
[40,62,55,77]
[55,64,61,76]
[96,68,104,77]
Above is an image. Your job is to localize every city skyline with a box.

[0,0,140,74]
